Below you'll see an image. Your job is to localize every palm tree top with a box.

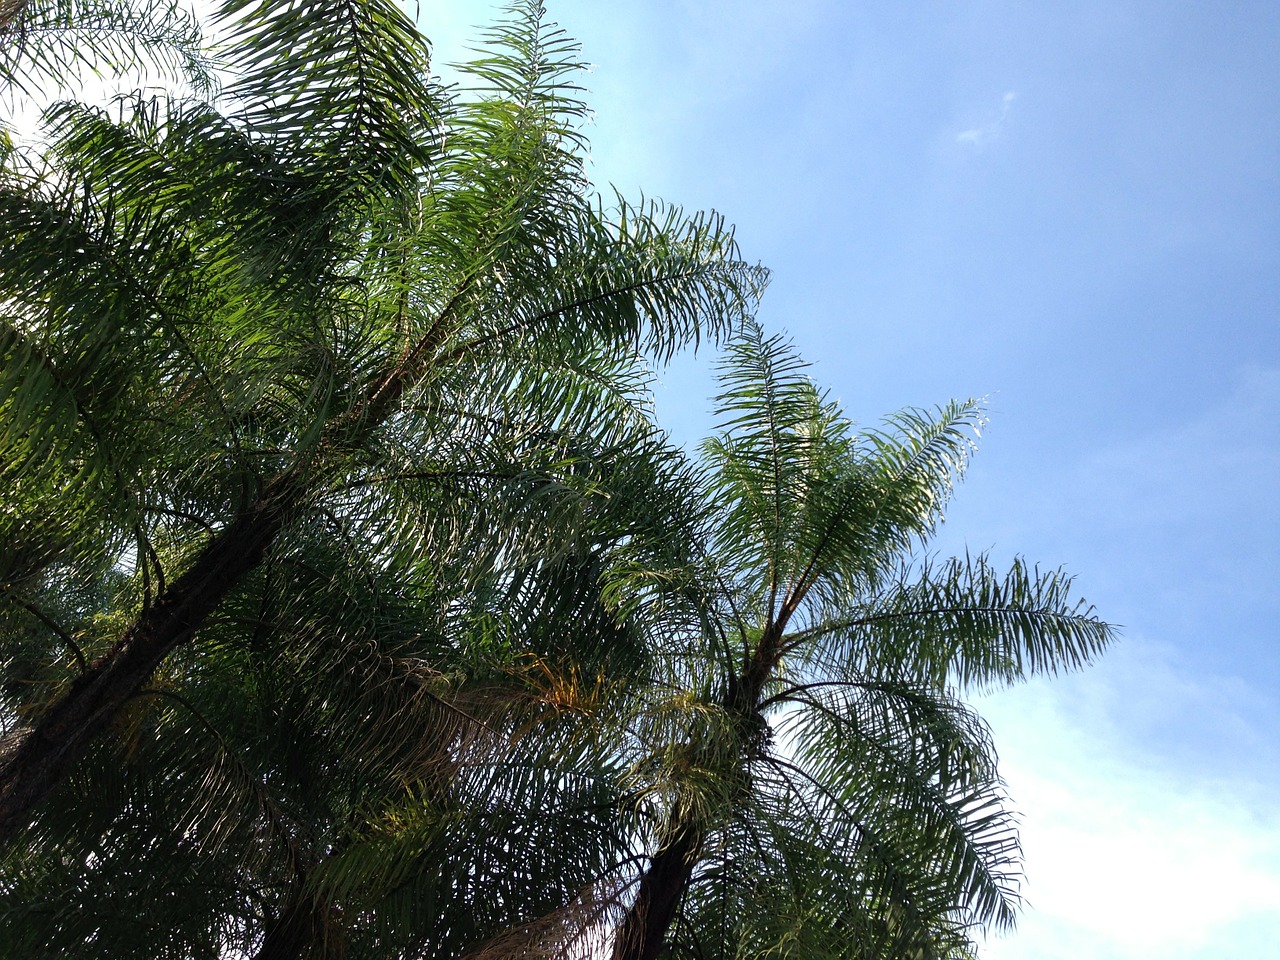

[605,319,1114,960]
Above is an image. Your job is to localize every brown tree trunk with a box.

[0,0,27,33]
[253,895,344,960]
[0,471,302,845]
[0,265,465,843]
[611,810,703,960]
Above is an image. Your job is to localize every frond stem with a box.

[3,591,87,672]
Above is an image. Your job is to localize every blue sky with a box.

[421,2,1280,955]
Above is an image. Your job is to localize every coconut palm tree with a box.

[597,322,1114,960]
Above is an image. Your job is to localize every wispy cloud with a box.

[957,90,1017,148]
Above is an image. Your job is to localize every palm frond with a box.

[702,320,825,622]
[771,679,1021,951]
[218,0,436,196]
[786,400,987,617]
[810,553,1115,690]
[0,0,214,108]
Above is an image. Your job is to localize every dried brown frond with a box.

[0,0,27,34]
[512,654,612,716]
[462,883,627,960]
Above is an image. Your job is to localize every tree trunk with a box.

[611,812,702,960]
[0,274,463,843]
[0,472,301,845]
[253,895,344,960]
[609,631,786,960]
[0,0,27,32]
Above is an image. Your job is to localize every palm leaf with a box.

[0,0,214,107]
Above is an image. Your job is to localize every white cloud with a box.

[957,90,1017,147]
[975,643,1280,959]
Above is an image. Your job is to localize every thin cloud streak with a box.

[957,90,1017,147]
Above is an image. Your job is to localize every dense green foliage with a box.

[0,2,1112,958]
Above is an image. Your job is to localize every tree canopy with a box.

[0,2,1113,958]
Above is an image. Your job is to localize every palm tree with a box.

[0,0,762,841]
[0,2,1114,957]
[0,0,764,955]
[597,322,1114,960]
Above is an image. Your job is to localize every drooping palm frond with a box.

[215,0,441,266]
[778,679,1021,930]
[602,665,1020,960]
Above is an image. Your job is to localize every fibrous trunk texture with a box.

[253,894,344,960]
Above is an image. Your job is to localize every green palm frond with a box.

[702,321,819,617]
[779,680,1020,928]
[442,199,766,371]
[797,553,1115,690]
[697,326,983,628]
[320,735,628,960]
[0,714,267,960]
[218,0,436,196]
[858,400,985,551]
[455,0,590,149]
[0,0,214,107]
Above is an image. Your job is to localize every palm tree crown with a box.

[602,322,1113,960]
